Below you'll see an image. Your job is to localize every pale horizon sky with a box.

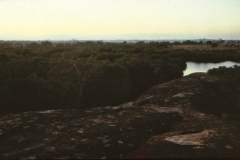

[0,0,240,40]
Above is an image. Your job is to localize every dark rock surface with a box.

[1,73,240,159]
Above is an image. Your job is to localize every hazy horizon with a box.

[1,33,240,41]
[1,0,240,40]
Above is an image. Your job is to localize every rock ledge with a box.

[1,73,240,158]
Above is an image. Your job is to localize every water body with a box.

[184,61,240,76]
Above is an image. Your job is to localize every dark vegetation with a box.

[0,41,185,114]
[207,65,240,85]
[0,40,239,115]
[168,49,240,63]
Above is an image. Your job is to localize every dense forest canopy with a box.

[0,41,239,114]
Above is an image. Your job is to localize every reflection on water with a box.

[184,61,240,76]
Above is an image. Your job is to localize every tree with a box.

[206,41,212,45]
[41,41,52,46]
[173,41,181,45]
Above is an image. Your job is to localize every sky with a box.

[0,0,240,40]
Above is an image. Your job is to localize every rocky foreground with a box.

[1,73,240,159]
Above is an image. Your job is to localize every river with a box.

[183,61,240,76]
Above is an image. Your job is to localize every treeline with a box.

[207,65,240,85]
[169,49,240,63]
[0,42,186,114]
